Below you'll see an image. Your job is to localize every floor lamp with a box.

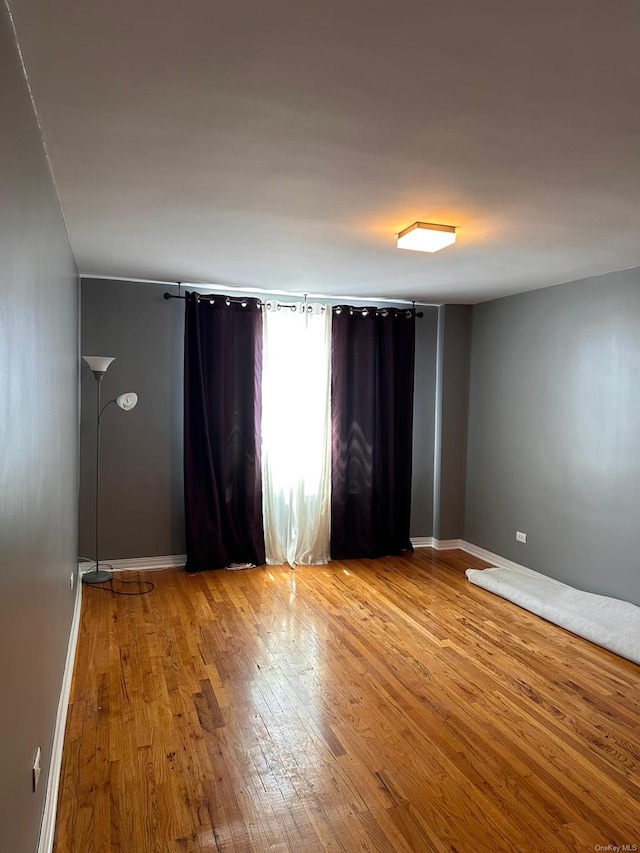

[82,356,138,585]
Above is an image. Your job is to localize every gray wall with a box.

[465,266,640,605]
[0,7,79,852]
[80,279,185,559]
[79,280,439,557]
[435,305,472,540]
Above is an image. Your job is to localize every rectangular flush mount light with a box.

[397,222,456,252]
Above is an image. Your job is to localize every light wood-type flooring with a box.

[53,549,640,852]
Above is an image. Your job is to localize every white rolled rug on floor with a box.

[466,566,640,666]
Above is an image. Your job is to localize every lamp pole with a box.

[81,356,138,585]
[84,364,113,583]
[94,373,110,582]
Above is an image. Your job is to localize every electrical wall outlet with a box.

[32,747,41,793]
[516,531,527,544]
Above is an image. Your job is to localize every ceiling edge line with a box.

[80,274,442,307]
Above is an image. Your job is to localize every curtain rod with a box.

[163,291,424,318]
[82,274,439,307]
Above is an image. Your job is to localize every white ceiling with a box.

[10,0,640,303]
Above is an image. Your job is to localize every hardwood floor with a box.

[53,549,640,852]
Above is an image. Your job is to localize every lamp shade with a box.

[116,392,138,411]
[397,222,456,253]
[82,356,116,374]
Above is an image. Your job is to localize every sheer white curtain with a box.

[261,302,332,566]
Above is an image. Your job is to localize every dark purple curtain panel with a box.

[331,308,415,559]
[183,292,265,572]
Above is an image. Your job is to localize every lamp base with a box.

[82,569,111,584]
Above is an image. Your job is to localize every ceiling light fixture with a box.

[397,222,456,253]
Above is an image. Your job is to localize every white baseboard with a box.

[460,541,562,583]
[458,540,547,579]
[436,538,464,550]
[37,568,83,853]
[411,537,547,581]
[411,537,463,550]
[411,537,435,548]
[79,554,186,573]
